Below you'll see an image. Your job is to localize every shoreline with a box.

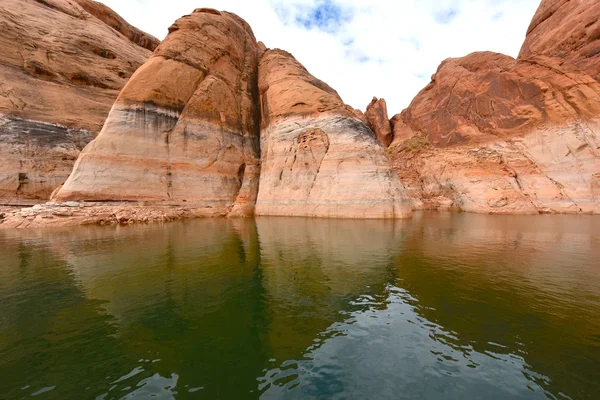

[0,202,223,229]
[1,202,598,229]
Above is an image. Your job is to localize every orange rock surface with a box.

[365,97,393,147]
[255,50,412,218]
[0,0,156,203]
[55,9,262,217]
[519,0,600,81]
[6,0,600,223]
[392,51,600,214]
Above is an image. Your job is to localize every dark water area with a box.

[0,213,599,399]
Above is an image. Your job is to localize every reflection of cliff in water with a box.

[0,218,406,398]
[391,213,600,399]
[255,217,407,362]
[260,213,600,399]
[1,213,599,399]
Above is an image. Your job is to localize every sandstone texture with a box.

[0,115,93,203]
[365,97,393,147]
[0,202,215,229]
[386,0,600,215]
[255,50,412,218]
[55,9,262,217]
[519,0,600,81]
[0,0,156,203]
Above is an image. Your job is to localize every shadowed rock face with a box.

[388,0,600,215]
[0,0,156,203]
[55,9,262,217]
[365,97,393,148]
[0,116,94,203]
[255,50,412,219]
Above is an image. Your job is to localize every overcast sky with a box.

[100,0,541,115]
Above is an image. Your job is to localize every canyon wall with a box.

[4,0,600,221]
[54,8,262,217]
[52,10,412,219]
[256,50,411,218]
[0,0,157,203]
[383,0,600,214]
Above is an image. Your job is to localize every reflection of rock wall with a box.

[2,214,600,398]
[255,217,404,360]
[394,212,600,399]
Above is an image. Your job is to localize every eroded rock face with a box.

[393,50,600,214]
[389,114,415,147]
[519,0,600,81]
[387,0,600,215]
[256,50,412,218]
[73,0,160,51]
[0,116,94,203]
[365,97,393,147]
[0,0,155,203]
[55,9,262,217]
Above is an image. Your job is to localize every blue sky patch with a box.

[433,8,459,24]
[274,0,353,33]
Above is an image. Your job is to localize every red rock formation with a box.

[0,0,155,203]
[365,97,393,147]
[389,114,415,147]
[256,49,412,218]
[352,109,368,125]
[392,49,600,214]
[73,0,160,51]
[55,9,262,217]
[384,0,600,215]
[519,0,600,81]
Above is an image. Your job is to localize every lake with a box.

[1,213,599,399]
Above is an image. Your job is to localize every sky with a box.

[100,0,542,115]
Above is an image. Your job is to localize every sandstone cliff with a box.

[365,97,393,148]
[0,0,156,203]
[53,12,412,219]
[54,8,262,217]
[385,0,600,215]
[519,0,600,81]
[255,50,412,218]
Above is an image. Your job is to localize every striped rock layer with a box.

[54,12,412,219]
[0,0,156,203]
[55,9,262,216]
[255,50,412,218]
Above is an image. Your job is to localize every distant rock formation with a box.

[386,0,600,215]
[256,50,412,218]
[365,97,393,148]
[55,8,262,217]
[0,0,156,203]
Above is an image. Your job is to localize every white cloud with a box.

[99,0,541,115]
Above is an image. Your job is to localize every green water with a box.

[0,213,599,399]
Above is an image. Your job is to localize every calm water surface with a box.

[0,213,599,399]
